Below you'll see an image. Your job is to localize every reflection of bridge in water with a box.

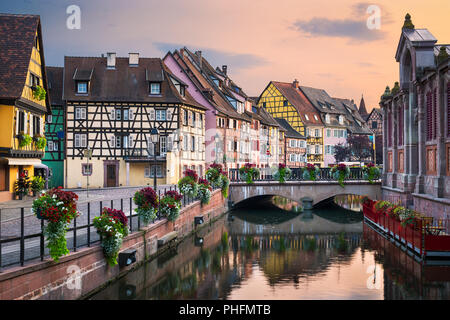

[228,211,363,236]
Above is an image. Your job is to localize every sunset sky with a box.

[1,0,449,111]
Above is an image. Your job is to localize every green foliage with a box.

[32,85,46,101]
[31,175,45,193]
[14,173,30,196]
[35,136,47,150]
[44,220,69,262]
[239,163,259,184]
[178,176,198,197]
[18,133,32,148]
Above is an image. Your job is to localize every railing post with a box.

[40,219,44,261]
[20,208,24,267]
[129,197,133,232]
[73,216,77,251]
[87,202,91,247]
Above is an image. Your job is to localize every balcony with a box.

[123,148,166,162]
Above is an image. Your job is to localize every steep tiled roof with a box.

[63,56,205,109]
[275,118,305,139]
[270,82,323,126]
[333,97,372,135]
[46,66,63,106]
[299,86,346,115]
[0,14,40,100]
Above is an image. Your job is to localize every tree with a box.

[333,135,373,163]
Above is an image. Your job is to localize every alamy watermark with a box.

[366,5,381,30]
[66,264,82,290]
[66,5,81,30]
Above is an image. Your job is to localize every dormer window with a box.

[339,115,344,125]
[325,114,330,123]
[314,115,318,121]
[77,81,88,94]
[149,82,161,95]
[180,86,185,97]
[305,114,309,121]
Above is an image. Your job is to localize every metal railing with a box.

[0,184,217,271]
[229,167,372,182]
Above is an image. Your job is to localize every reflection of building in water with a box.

[334,194,363,212]
[272,196,302,212]
[363,223,450,300]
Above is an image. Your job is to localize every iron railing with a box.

[0,184,217,271]
[229,167,373,182]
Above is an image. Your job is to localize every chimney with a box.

[195,50,202,69]
[293,79,299,88]
[222,65,227,75]
[106,52,116,69]
[129,53,139,66]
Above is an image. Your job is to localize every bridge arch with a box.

[228,181,382,207]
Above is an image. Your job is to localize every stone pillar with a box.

[415,85,426,194]
[391,102,398,189]
[381,104,388,186]
[435,74,446,198]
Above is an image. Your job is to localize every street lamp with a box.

[83,146,92,198]
[150,128,159,191]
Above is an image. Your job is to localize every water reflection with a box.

[90,199,450,300]
[334,194,363,212]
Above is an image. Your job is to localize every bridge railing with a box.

[229,167,370,182]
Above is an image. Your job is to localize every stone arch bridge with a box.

[228,181,382,208]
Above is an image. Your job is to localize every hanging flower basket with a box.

[239,163,259,184]
[133,187,159,225]
[330,163,350,188]
[273,163,291,183]
[32,187,79,262]
[303,163,320,181]
[362,163,381,183]
[206,163,229,198]
[198,178,212,204]
[93,208,129,266]
[160,190,183,222]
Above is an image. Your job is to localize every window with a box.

[116,135,121,148]
[180,86,185,97]
[184,134,188,151]
[48,141,54,151]
[30,73,40,87]
[156,109,166,121]
[327,129,331,137]
[183,110,188,125]
[372,121,378,129]
[290,140,296,148]
[191,135,195,152]
[145,165,163,178]
[325,114,330,123]
[314,115,318,121]
[74,134,87,148]
[305,114,309,121]
[77,82,88,94]
[315,129,320,137]
[150,82,161,95]
[283,100,288,106]
[338,115,344,125]
[116,109,121,121]
[82,164,93,176]
[192,112,196,127]
[53,141,58,151]
[75,107,86,120]
[123,109,129,121]
[47,115,52,124]
[160,136,167,154]
[315,145,320,154]
[33,115,40,135]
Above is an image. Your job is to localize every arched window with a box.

[401,50,412,88]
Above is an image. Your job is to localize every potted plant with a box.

[273,163,291,183]
[239,163,259,184]
[31,187,79,262]
[330,163,350,188]
[197,178,212,204]
[14,172,30,200]
[362,163,381,184]
[30,175,45,196]
[303,163,320,181]
[93,207,129,266]
[160,190,183,222]
[133,187,159,225]
[32,85,46,101]
[33,134,47,150]
[17,132,32,148]
[205,163,229,198]
[178,169,199,198]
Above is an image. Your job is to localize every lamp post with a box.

[150,128,159,191]
[83,146,92,198]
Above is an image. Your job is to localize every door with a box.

[106,165,117,187]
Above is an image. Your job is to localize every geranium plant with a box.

[330,163,350,188]
[303,163,320,181]
[197,178,212,204]
[362,163,381,184]
[273,163,291,183]
[14,172,30,199]
[178,170,199,198]
[160,190,183,222]
[93,207,129,266]
[32,187,79,262]
[239,163,259,184]
[206,163,229,198]
[133,187,159,225]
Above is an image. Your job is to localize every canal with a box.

[88,196,450,300]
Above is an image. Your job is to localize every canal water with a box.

[89,196,450,300]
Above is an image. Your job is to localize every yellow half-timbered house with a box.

[0,14,50,201]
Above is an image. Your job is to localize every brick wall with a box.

[0,190,227,300]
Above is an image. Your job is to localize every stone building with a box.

[379,14,449,218]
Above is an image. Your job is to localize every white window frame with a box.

[150,82,161,95]
[77,82,88,94]
[156,109,167,121]
[48,140,54,151]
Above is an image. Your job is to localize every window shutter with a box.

[129,135,133,148]
[110,135,115,147]
[15,110,19,134]
[167,109,172,121]
[150,109,155,121]
[75,134,80,148]
[319,145,323,154]
[40,117,44,135]
[129,109,134,120]
[167,136,173,151]
[426,92,432,141]
[30,115,34,136]
[23,113,27,134]
[110,109,115,120]
[433,88,437,140]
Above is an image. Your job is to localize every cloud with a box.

[154,42,268,70]
[292,17,386,41]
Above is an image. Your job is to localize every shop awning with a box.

[5,158,42,166]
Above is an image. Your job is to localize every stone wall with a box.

[0,190,227,300]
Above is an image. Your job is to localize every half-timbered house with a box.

[63,53,206,188]
[0,14,50,201]
[43,66,64,188]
